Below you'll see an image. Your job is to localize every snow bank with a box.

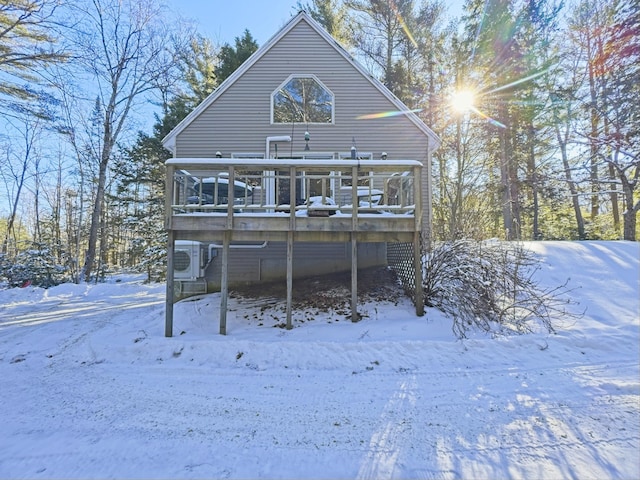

[0,241,638,479]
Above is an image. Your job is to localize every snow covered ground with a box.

[0,241,638,479]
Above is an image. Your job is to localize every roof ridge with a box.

[162,11,440,152]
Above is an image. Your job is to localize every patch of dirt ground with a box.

[229,267,407,315]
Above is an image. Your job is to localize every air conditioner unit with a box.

[174,240,207,280]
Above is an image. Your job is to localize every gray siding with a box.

[203,241,386,290]
[170,16,434,288]
[174,20,430,164]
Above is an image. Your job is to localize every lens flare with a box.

[451,90,476,113]
[482,68,550,95]
[390,0,418,49]
[451,68,549,129]
[468,106,507,129]
[356,109,423,120]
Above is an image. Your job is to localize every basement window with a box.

[272,75,334,124]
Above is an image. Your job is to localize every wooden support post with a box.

[219,230,230,335]
[351,232,358,322]
[165,230,175,337]
[351,166,359,322]
[227,166,235,228]
[286,167,296,330]
[164,163,175,338]
[219,166,235,335]
[286,231,293,330]
[413,164,424,316]
[414,230,424,316]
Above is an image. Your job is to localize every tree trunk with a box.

[525,114,539,240]
[34,159,42,243]
[98,195,109,282]
[623,209,637,241]
[508,154,521,240]
[54,159,62,262]
[81,126,112,282]
[499,126,513,240]
[558,134,585,239]
[2,156,28,256]
[498,102,519,240]
[608,162,620,232]
[552,93,585,239]
[621,175,639,241]
[587,31,601,220]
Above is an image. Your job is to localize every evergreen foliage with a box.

[297,0,352,47]
[214,30,259,84]
[0,0,639,290]
[0,243,69,288]
[0,0,66,104]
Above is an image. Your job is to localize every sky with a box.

[164,0,465,47]
[1,240,638,478]
[165,0,305,46]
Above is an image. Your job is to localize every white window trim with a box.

[271,74,335,125]
[231,153,265,159]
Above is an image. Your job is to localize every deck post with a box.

[351,232,358,321]
[413,164,424,316]
[413,230,424,316]
[286,167,296,330]
[219,230,230,335]
[164,163,175,338]
[286,230,294,329]
[219,166,235,335]
[351,166,359,322]
[165,230,175,337]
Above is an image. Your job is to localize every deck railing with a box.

[165,158,423,240]
[164,157,425,336]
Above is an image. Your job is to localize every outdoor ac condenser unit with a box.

[174,240,207,280]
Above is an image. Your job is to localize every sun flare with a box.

[451,89,476,113]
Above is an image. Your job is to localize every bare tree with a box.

[564,0,640,240]
[0,107,45,255]
[345,0,416,89]
[61,0,178,282]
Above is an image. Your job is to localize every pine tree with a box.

[0,0,66,104]
[297,0,352,47]
[178,34,218,105]
[214,30,259,85]
[115,29,224,279]
[344,0,418,95]
[598,0,640,239]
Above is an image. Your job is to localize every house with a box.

[162,11,440,336]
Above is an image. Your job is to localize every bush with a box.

[0,244,70,288]
[423,240,578,339]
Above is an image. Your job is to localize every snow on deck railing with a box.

[166,157,421,217]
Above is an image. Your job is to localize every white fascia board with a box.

[161,13,304,151]
[162,11,441,153]
[166,158,423,168]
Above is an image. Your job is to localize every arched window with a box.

[272,75,334,124]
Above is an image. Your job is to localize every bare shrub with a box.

[423,240,579,339]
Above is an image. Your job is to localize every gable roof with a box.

[162,11,440,152]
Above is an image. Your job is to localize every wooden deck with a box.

[164,158,424,336]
